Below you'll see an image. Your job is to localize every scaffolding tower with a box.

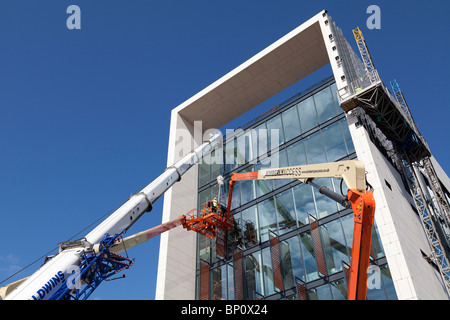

[352,27,378,83]
[339,27,450,297]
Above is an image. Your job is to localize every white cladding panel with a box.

[346,111,448,299]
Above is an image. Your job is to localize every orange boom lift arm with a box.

[226,160,375,300]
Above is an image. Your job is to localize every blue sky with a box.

[0,1,449,300]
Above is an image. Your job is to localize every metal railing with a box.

[337,69,381,102]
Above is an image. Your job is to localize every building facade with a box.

[195,77,397,300]
[155,10,450,300]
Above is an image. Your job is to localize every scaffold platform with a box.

[339,78,430,163]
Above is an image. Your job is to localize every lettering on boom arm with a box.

[265,167,302,177]
[30,271,65,300]
[264,167,330,178]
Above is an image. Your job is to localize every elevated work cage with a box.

[183,201,234,239]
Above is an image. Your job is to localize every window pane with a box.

[227,264,235,300]
[266,115,284,150]
[210,149,222,181]
[211,265,228,300]
[340,118,355,154]
[371,222,385,258]
[281,106,301,142]
[275,189,297,234]
[241,205,259,248]
[198,188,211,209]
[331,279,347,300]
[314,86,337,123]
[321,121,347,161]
[308,283,332,300]
[262,246,276,296]
[244,251,263,299]
[320,218,350,275]
[239,166,256,205]
[292,183,315,226]
[272,148,290,190]
[257,197,277,242]
[341,213,354,252]
[198,234,211,264]
[224,140,237,173]
[300,231,319,282]
[381,264,398,300]
[255,161,273,197]
[198,153,211,187]
[286,140,307,167]
[236,130,254,164]
[253,123,268,159]
[281,236,305,288]
[297,96,318,133]
[304,131,326,164]
[210,183,219,205]
[330,83,343,115]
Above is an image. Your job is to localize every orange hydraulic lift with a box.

[182,201,234,239]
[225,160,375,300]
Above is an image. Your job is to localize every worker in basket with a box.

[211,197,219,212]
[208,197,219,213]
[208,197,226,217]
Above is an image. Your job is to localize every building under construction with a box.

[155,10,450,300]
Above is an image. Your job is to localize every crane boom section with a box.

[84,132,222,245]
[5,133,222,300]
[109,216,186,254]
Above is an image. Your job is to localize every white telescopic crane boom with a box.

[4,132,222,300]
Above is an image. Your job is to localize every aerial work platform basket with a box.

[182,201,234,239]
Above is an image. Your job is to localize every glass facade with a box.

[195,78,397,300]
